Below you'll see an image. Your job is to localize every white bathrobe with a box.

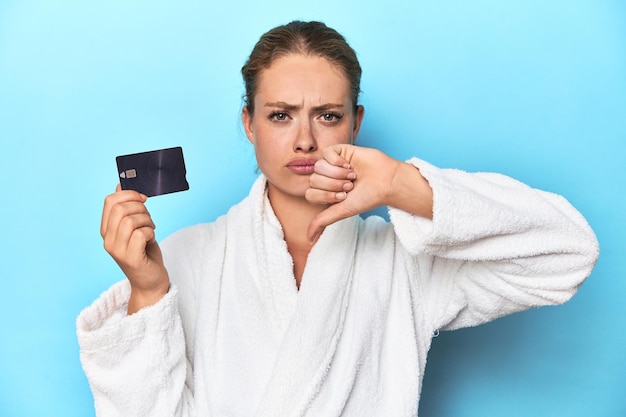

[77,158,598,417]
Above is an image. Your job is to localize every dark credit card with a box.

[116,146,189,197]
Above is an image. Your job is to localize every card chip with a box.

[119,169,137,179]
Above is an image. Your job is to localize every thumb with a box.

[323,143,354,169]
[307,202,353,243]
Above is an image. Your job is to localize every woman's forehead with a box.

[255,54,352,105]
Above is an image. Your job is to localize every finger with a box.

[305,188,348,205]
[115,212,156,246]
[104,214,156,264]
[101,189,148,237]
[314,158,356,180]
[309,172,354,193]
[307,202,353,242]
[124,226,157,268]
[102,191,142,237]
[104,200,152,243]
[103,203,154,253]
[104,211,155,251]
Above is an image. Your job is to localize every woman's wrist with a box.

[127,280,170,315]
[386,162,433,219]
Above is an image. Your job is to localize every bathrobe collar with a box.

[249,175,360,416]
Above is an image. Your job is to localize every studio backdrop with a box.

[0,1,624,416]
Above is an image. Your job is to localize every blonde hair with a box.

[241,21,362,115]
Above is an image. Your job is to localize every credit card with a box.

[116,146,189,197]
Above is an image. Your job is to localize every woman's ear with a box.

[242,106,255,144]
[351,105,365,144]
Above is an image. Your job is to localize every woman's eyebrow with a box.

[264,101,345,111]
[312,103,345,112]
[264,101,299,111]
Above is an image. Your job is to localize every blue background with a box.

[1,1,624,416]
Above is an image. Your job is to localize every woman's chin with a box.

[266,180,309,201]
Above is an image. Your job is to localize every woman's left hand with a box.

[306,144,434,242]
[306,144,431,242]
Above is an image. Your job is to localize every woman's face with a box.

[242,53,364,202]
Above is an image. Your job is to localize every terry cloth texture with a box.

[77,158,599,417]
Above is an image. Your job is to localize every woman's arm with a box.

[390,157,599,329]
[306,146,599,328]
[77,188,198,416]
[100,186,170,314]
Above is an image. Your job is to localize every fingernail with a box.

[343,163,351,169]
[347,172,356,180]
[336,191,347,200]
[343,182,354,191]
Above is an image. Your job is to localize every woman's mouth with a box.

[286,159,317,174]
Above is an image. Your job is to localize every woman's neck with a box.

[268,186,324,246]
[267,185,326,288]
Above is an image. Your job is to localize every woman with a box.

[78,21,599,416]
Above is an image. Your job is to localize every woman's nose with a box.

[294,121,317,152]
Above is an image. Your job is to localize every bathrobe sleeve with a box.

[77,218,225,416]
[76,281,194,417]
[388,158,599,331]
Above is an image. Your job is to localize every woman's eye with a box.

[270,112,288,121]
[321,113,342,122]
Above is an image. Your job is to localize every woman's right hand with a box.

[101,185,170,314]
